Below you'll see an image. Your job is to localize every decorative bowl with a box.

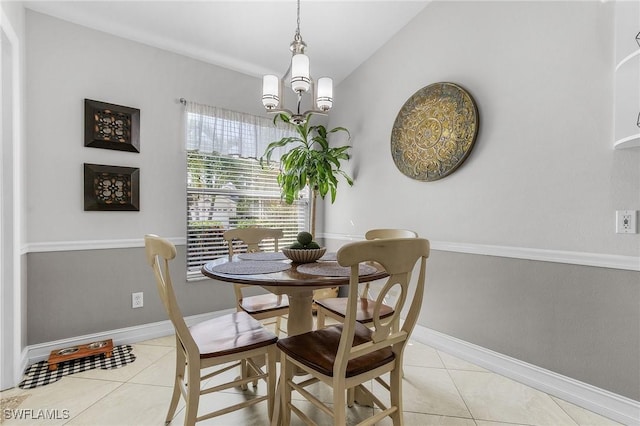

[282,247,327,264]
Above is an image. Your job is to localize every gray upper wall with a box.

[324,1,639,256]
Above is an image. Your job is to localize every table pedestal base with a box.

[286,292,314,336]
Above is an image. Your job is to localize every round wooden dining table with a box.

[201,254,388,336]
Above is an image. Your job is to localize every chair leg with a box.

[316,308,326,329]
[389,366,403,425]
[281,357,294,426]
[239,359,249,390]
[266,347,277,421]
[333,380,347,426]
[274,315,282,337]
[251,357,259,388]
[165,344,185,424]
[347,386,355,407]
[270,374,282,426]
[183,360,201,426]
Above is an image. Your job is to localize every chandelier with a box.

[261,0,333,125]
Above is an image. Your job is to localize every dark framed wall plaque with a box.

[84,99,140,152]
[391,82,479,181]
[84,163,140,211]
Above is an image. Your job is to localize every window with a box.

[185,103,308,279]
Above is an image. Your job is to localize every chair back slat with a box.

[335,238,429,374]
[361,229,418,299]
[369,273,408,342]
[365,228,418,240]
[222,228,287,326]
[223,228,283,257]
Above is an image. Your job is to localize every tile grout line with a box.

[434,348,481,425]
[548,395,589,426]
[440,366,558,426]
[437,351,562,426]
[440,368,578,426]
[61,379,127,426]
[441,364,480,426]
[61,343,175,425]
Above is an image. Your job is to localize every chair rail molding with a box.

[25,237,187,253]
[22,235,640,272]
[321,233,640,271]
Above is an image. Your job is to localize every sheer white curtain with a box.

[185,101,294,159]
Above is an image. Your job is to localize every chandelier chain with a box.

[295,0,302,41]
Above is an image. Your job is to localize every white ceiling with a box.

[24,0,430,84]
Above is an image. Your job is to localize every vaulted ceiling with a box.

[25,1,430,84]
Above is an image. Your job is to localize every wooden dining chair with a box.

[144,234,278,425]
[276,237,430,425]
[315,228,418,329]
[223,228,290,337]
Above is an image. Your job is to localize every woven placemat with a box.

[318,252,337,262]
[237,252,287,261]
[297,262,377,277]
[211,260,291,275]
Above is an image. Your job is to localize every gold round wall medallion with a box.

[391,82,479,181]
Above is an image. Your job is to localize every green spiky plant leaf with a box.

[261,113,353,236]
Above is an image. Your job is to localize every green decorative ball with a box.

[296,231,313,246]
[306,241,320,249]
[289,242,304,249]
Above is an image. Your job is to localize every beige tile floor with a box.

[0,333,623,426]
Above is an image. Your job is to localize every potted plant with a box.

[261,113,353,237]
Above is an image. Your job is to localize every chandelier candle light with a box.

[261,0,333,125]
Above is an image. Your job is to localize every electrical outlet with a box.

[132,292,144,308]
[616,210,637,234]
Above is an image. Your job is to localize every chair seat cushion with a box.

[240,293,289,315]
[314,297,394,323]
[190,312,277,359]
[277,323,394,378]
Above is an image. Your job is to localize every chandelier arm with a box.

[267,107,295,117]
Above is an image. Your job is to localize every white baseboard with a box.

[25,310,233,364]
[18,347,29,386]
[412,325,640,426]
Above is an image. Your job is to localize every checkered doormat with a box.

[19,345,136,389]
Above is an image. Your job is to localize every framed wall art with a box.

[84,163,140,211]
[391,82,479,182]
[84,99,140,152]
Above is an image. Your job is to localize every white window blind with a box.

[185,102,308,279]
